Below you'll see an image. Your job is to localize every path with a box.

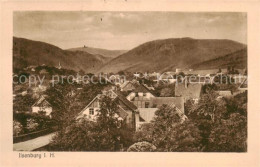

[13,132,56,151]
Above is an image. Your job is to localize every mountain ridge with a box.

[13,37,247,74]
[13,37,111,73]
[99,38,247,73]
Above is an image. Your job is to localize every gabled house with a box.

[134,97,186,129]
[77,90,138,129]
[120,80,139,92]
[31,96,52,117]
[123,83,186,129]
[175,82,202,103]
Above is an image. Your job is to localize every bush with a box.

[14,112,55,133]
[13,120,23,136]
[127,141,156,152]
[26,118,39,132]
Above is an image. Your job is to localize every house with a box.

[175,82,202,103]
[126,84,155,101]
[134,97,186,129]
[120,80,139,92]
[153,72,176,83]
[78,84,187,130]
[124,83,186,129]
[77,90,138,129]
[126,83,186,129]
[216,90,232,98]
[31,96,52,117]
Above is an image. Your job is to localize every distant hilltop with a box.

[13,37,111,73]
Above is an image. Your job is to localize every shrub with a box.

[26,118,39,132]
[127,141,156,152]
[13,120,23,136]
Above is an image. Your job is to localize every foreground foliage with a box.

[49,88,247,152]
[135,91,247,152]
[49,96,134,151]
[127,142,156,152]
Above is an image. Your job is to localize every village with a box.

[13,64,248,151]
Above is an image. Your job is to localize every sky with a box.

[13,11,247,50]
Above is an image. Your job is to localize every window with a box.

[145,102,149,108]
[89,108,94,115]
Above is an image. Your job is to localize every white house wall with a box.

[127,92,154,101]
[80,107,100,120]
[32,107,52,116]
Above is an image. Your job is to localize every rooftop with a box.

[175,83,202,100]
[151,97,185,113]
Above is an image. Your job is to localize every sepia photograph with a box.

[12,11,248,152]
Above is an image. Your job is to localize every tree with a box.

[118,71,125,76]
[186,90,226,150]
[13,112,54,134]
[134,123,154,143]
[153,83,175,97]
[49,96,134,151]
[78,69,85,76]
[134,105,201,151]
[45,81,83,128]
[208,113,247,152]
[13,94,34,112]
[186,90,247,152]
[49,120,108,151]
